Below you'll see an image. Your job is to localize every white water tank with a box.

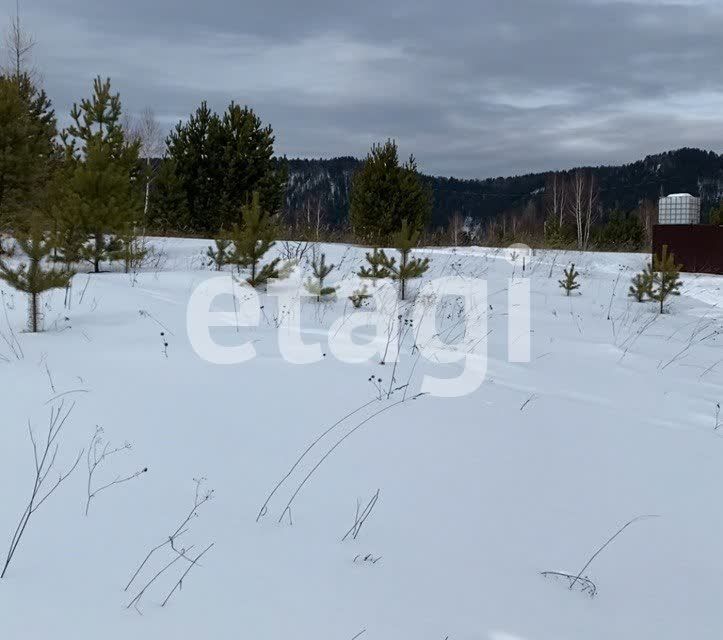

[658,193,700,224]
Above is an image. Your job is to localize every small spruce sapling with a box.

[0,215,74,332]
[558,263,580,296]
[628,263,654,302]
[207,236,232,271]
[305,252,337,301]
[650,244,683,314]
[230,192,281,287]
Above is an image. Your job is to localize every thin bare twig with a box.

[256,398,378,521]
[125,478,213,593]
[1,402,83,579]
[279,395,425,523]
[541,571,597,597]
[568,514,660,591]
[161,543,215,607]
[126,543,196,610]
[342,490,380,541]
[85,426,147,516]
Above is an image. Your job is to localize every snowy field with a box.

[0,237,722,640]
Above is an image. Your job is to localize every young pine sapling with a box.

[230,192,281,287]
[629,263,654,302]
[366,220,430,300]
[305,252,337,301]
[558,263,580,297]
[650,245,683,314]
[358,248,392,284]
[112,222,150,274]
[0,215,74,332]
[206,236,232,271]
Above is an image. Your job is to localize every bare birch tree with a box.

[3,1,35,78]
[637,198,657,247]
[125,107,165,222]
[448,211,464,246]
[567,170,598,250]
[545,171,567,228]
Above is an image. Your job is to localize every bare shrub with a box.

[1,402,83,578]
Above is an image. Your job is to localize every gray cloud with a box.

[3,0,722,178]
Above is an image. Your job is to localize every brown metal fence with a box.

[653,225,723,275]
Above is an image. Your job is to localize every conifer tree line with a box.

[0,67,151,329]
[0,16,437,328]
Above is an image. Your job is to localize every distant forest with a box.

[283,148,723,230]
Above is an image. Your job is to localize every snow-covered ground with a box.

[0,238,722,639]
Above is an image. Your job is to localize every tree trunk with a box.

[144,180,150,220]
[144,157,151,222]
[30,292,38,333]
[94,232,103,273]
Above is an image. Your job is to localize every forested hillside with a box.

[284,148,723,229]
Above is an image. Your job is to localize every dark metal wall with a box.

[653,225,723,275]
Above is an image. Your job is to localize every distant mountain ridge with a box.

[283,148,723,228]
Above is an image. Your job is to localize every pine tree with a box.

[166,101,285,232]
[217,102,285,227]
[0,75,56,230]
[166,102,224,232]
[305,252,336,301]
[544,220,575,249]
[148,158,189,233]
[559,263,580,296]
[374,219,430,300]
[71,144,135,272]
[709,204,722,225]
[350,140,432,241]
[650,245,683,314]
[596,211,645,250]
[60,77,141,272]
[628,264,653,302]
[14,73,57,172]
[230,192,281,287]
[358,248,393,282]
[0,214,73,332]
[47,178,87,269]
[0,77,32,228]
[207,236,232,271]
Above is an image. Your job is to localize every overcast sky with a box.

[3,0,723,178]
